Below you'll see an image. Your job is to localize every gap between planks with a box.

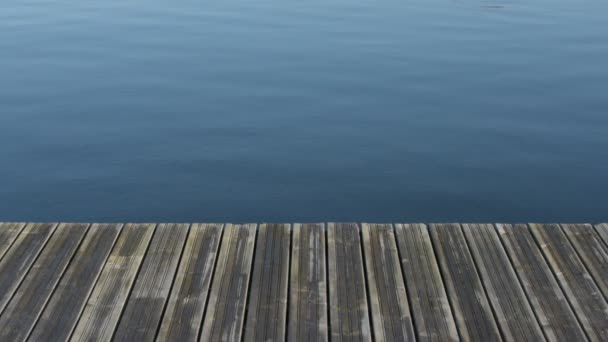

[0,223,607,342]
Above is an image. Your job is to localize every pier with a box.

[0,222,607,341]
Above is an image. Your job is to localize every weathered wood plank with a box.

[70,223,156,342]
[245,223,291,341]
[0,223,89,341]
[561,224,608,300]
[288,223,328,342]
[0,223,26,261]
[327,222,371,342]
[462,224,544,341]
[0,223,57,315]
[530,223,608,340]
[429,223,502,342]
[496,224,587,341]
[200,223,257,342]
[362,223,415,342]
[2,221,607,342]
[394,223,459,342]
[28,223,122,341]
[595,224,608,246]
[113,223,189,341]
[157,223,223,341]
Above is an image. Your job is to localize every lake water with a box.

[1,0,607,222]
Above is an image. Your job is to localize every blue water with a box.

[1,0,607,222]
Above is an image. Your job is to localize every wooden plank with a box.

[245,223,291,341]
[327,222,371,342]
[1,221,606,342]
[0,222,89,341]
[530,223,608,340]
[200,223,257,342]
[362,223,415,342]
[462,224,544,341]
[595,224,608,246]
[496,224,587,341]
[394,223,459,342]
[157,223,223,341]
[0,223,57,315]
[28,223,122,341]
[288,223,328,342]
[429,223,502,341]
[561,224,608,300]
[70,223,156,342]
[0,222,26,261]
[113,223,189,341]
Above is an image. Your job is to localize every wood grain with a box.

[0,221,605,341]
[394,223,459,342]
[112,223,189,341]
[595,224,608,246]
[157,223,223,342]
[530,223,608,340]
[561,224,608,300]
[199,224,257,342]
[70,223,156,342]
[462,223,544,341]
[0,223,57,315]
[361,223,415,342]
[288,223,328,342]
[327,222,372,342]
[429,223,502,342]
[0,223,89,341]
[245,223,291,341]
[0,222,26,262]
[29,223,122,342]
[496,224,586,341]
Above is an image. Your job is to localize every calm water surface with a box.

[1,0,607,221]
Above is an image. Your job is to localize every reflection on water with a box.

[1,0,607,221]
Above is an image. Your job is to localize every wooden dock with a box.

[0,222,607,341]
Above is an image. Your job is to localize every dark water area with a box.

[1,0,607,222]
